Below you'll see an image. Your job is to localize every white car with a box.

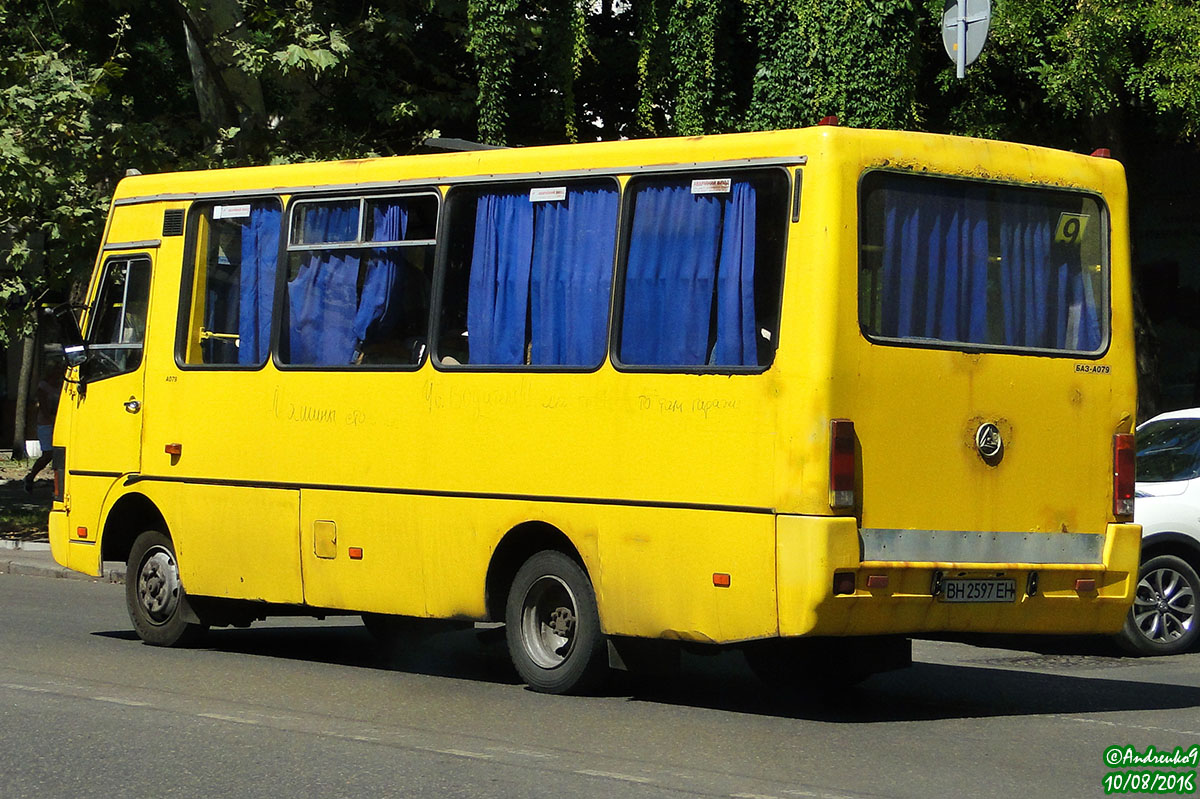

[1118,408,1200,655]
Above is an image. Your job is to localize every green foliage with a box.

[0,12,136,342]
[467,0,521,145]
[745,0,922,132]
[2,0,1199,346]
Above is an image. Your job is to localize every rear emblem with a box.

[976,422,1003,461]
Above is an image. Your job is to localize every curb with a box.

[0,555,125,583]
[0,539,51,551]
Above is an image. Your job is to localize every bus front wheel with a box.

[505,550,608,695]
[125,530,207,647]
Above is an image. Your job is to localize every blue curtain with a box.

[466,192,534,364]
[620,181,758,366]
[710,182,757,365]
[878,181,1102,351]
[353,201,409,357]
[997,201,1101,350]
[237,204,280,365]
[287,204,360,364]
[529,187,618,365]
[880,184,988,343]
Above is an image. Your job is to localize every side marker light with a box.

[713,573,731,588]
[348,547,363,560]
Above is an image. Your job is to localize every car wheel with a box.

[126,530,207,647]
[505,550,608,695]
[1116,553,1200,656]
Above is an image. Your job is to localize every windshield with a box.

[1137,418,1200,482]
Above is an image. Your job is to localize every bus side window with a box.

[181,200,282,367]
[616,170,788,370]
[279,194,436,368]
[436,181,619,368]
[83,256,152,383]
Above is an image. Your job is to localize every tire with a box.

[505,550,608,695]
[1116,553,1200,656]
[125,530,207,647]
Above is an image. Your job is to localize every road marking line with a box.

[484,746,554,759]
[575,769,653,784]
[198,713,261,725]
[429,748,494,760]
[732,793,782,799]
[1,683,51,693]
[1058,715,1200,738]
[93,696,149,707]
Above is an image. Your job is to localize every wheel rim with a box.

[137,545,181,625]
[1132,566,1196,644]
[519,574,579,669]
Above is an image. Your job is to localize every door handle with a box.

[123,398,141,414]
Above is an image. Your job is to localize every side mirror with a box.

[48,304,88,367]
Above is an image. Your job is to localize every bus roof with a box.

[111,126,1123,205]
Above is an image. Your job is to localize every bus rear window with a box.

[859,172,1108,354]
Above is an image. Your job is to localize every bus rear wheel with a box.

[126,530,207,647]
[505,550,608,695]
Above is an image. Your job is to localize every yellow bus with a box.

[49,125,1141,694]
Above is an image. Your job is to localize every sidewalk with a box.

[0,539,126,583]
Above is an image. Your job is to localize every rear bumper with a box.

[776,515,1140,637]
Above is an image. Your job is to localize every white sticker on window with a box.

[530,187,567,203]
[214,204,252,220]
[691,178,731,195]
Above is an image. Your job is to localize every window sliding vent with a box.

[162,209,185,237]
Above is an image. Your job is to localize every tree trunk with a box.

[172,0,268,143]
[12,336,34,460]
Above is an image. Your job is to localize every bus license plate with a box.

[941,578,1017,603]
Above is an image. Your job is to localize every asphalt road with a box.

[2,572,1199,799]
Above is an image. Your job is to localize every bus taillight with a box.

[1113,433,1135,518]
[830,419,856,509]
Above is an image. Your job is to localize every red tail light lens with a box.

[830,419,856,509]
[1113,433,1135,518]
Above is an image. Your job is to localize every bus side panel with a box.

[155,482,303,604]
[64,475,119,577]
[298,490,429,616]
[594,507,778,643]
